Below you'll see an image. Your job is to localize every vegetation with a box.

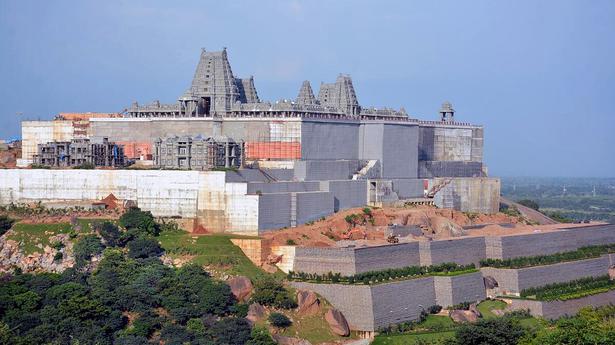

[480,243,615,269]
[7,222,73,254]
[268,312,292,328]
[72,162,96,169]
[517,199,539,211]
[501,177,615,223]
[520,275,615,301]
[288,263,477,285]
[499,204,521,217]
[159,231,270,280]
[0,215,14,236]
[520,305,615,345]
[476,299,507,319]
[453,316,526,345]
[250,277,297,309]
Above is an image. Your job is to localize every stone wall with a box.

[291,282,375,331]
[370,278,436,330]
[481,256,611,294]
[257,193,291,230]
[432,177,500,214]
[295,191,334,225]
[293,247,356,275]
[419,237,486,266]
[487,225,615,259]
[320,180,368,211]
[507,290,615,319]
[354,243,421,273]
[434,272,486,307]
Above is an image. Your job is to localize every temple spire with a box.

[296,80,317,105]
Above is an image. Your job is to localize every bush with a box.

[0,215,15,236]
[119,207,160,237]
[73,235,104,267]
[285,239,296,246]
[520,275,615,301]
[73,162,95,169]
[428,305,443,314]
[251,277,296,309]
[127,237,163,259]
[268,312,292,328]
[454,317,525,345]
[246,326,277,345]
[53,252,63,262]
[517,199,539,211]
[96,221,122,247]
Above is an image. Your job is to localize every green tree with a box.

[127,237,163,259]
[119,207,160,237]
[96,221,122,247]
[517,199,539,211]
[268,312,292,328]
[209,317,252,345]
[246,326,277,345]
[73,235,104,267]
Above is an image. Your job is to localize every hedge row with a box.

[520,275,615,301]
[287,262,477,285]
[480,243,615,269]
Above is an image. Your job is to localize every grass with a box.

[7,222,73,254]
[278,302,355,344]
[372,331,455,345]
[158,230,273,280]
[477,300,507,319]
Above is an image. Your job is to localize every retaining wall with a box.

[258,193,291,230]
[432,177,500,214]
[486,224,615,259]
[481,256,611,294]
[354,243,421,273]
[507,290,615,319]
[320,180,368,211]
[434,272,486,307]
[296,191,334,225]
[419,237,486,266]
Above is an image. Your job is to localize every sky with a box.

[1,0,614,177]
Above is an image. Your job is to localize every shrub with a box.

[251,277,296,309]
[119,207,160,237]
[73,235,104,267]
[73,162,95,169]
[53,252,63,262]
[285,239,297,246]
[0,215,15,236]
[127,237,163,259]
[517,199,539,211]
[454,317,525,345]
[268,312,292,328]
[96,221,122,247]
[51,241,65,251]
[428,305,443,314]
[520,275,615,301]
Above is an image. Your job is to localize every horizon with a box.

[1,0,614,177]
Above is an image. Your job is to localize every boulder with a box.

[246,303,266,323]
[267,253,283,264]
[469,303,482,318]
[484,276,498,289]
[325,309,350,336]
[609,267,615,280]
[296,290,320,315]
[449,309,479,323]
[272,335,312,345]
[228,276,253,302]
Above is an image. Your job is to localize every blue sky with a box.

[1,0,614,177]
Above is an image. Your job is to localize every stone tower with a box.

[440,101,455,122]
[317,74,360,115]
[296,80,317,105]
[236,76,260,103]
[180,48,239,116]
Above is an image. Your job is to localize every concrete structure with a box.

[481,255,612,295]
[19,47,500,215]
[292,271,485,332]
[154,135,243,170]
[34,138,125,167]
[507,290,615,319]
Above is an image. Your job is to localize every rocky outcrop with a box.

[246,303,266,323]
[272,335,312,345]
[449,309,479,323]
[296,290,320,316]
[0,231,74,273]
[484,276,498,289]
[324,309,350,336]
[228,276,253,302]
